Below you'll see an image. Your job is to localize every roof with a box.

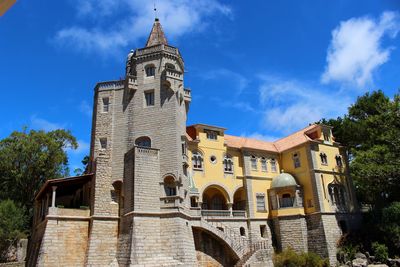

[273,124,319,152]
[35,174,93,200]
[146,18,168,47]
[224,135,278,153]
[271,173,298,189]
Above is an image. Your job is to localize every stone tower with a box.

[86,18,196,266]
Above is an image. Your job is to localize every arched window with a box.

[335,155,343,167]
[261,157,267,172]
[211,195,224,210]
[223,154,233,173]
[328,184,346,208]
[192,151,203,170]
[251,155,257,170]
[240,227,246,236]
[135,136,151,148]
[164,176,177,196]
[292,152,301,168]
[145,65,156,77]
[320,152,328,165]
[280,193,294,208]
[270,159,277,172]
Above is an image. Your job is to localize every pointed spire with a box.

[145,18,168,47]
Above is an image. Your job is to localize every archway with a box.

[233,187,246,210]
[202,185,229,210]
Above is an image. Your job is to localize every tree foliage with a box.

[0,129,77,217]
[320,90,400,205]
[0,200,27,262]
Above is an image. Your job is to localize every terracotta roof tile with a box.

[273,124,319,152]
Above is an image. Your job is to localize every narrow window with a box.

[240,227,246,236]
[320,152,328,165]
[280,193,293,208]
[190,197,197,207]
[323,131,330,142]
[293,153,301,168]
[251,156,257,171]
[261,157,267,172]
[335,155,343,167]
[270,159,277,172]
[256,194,265,211]
[145,65,156,77]
[192,151,203,170]
[224,155,233,173]
[164,176,176,196]
[145,91,155,106]
[102,97,109,112]
[260,225,266,238]
[99,137,107,149]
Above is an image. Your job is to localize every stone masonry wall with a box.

[275,216,308,253]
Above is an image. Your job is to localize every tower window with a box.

[192,151,203,170]
[223,154,233,173]
[261,157,267,172]
[145,65,156,77]
[335,155,343,167]
[256,194,265,211]
[144,91,155,106]
[102,97,109,113]
[164,176,177,196]
[99,138,107,149]
[320,152,328,165]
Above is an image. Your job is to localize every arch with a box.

[199,182,232,203]
[201,184,231,210]
[135,136,151,148]
[233,187,246,210]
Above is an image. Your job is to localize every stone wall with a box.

[273,216,308,253]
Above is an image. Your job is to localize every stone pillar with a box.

[51,186,57,207]
[227,203,233,217]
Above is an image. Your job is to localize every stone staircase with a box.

[198,218,271,266]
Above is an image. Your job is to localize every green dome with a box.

[271,173,298,189]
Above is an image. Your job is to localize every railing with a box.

[201,210,231,217]
[232,210,246,217]
[184,88,191,97]
[165,69,183,80]
[135,44,179,56]
[126,75,137,89]
[135,146,159,156]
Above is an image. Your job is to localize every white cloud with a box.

[55,0,231,54]
[68,139,90,155]
[203,68,249,95]
[322,11,400,87]
[240,132,280,142]
[258,75,351,134]
[30,115,65,131]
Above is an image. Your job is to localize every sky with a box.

[1,0,400,172]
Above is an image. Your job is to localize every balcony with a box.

[184,88,191,103]
[125,75,138,91]
[201,210,231,217]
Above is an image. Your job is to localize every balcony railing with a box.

[232,210,246,217]
[201,210,231,217]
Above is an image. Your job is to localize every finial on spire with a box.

[154,2,158,21]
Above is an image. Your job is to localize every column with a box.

[227,202,233,217]
[51,186,57,208]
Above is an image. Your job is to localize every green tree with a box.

[0,129,77,217]
[0,200,27,262]
[320,90,400,205]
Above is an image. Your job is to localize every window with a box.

[210,155,217,164]
[192,151,203,169]
[256,194,266,211]
[165,63,175,70]
[135,136,151,148]
[240,227,246,236]
[293,153,301,168]
[270,159,277,172]
[190,197,197,208]
[261,157,267,172]
[328,184,346,208]
[251,156,257,171]
[145,91,155,106]
[335,155,343,167]
[164,176,177,196]
[99,138,107,149]
[205,130,218,140]
[260,225,266,238]
[323,131,330,142]
[320,152,328,165]
[102,97,109,112]
[279,193,294,208]
[145,65,156,77]
[223,155,233,173]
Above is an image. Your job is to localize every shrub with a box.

[273,247,329,267]
[372,242,388,263]
[0,200,27,262]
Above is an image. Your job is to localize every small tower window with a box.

[261,157,267,172]
[205,130,218,140]
[145,65,156,77]
[144,91,155,106]
[192,151,203,170]
[320,152,328,165]
[164,176,177,196]
[102,97,109,113]
[99,138,107,149]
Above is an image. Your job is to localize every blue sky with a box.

[1,0,400,172]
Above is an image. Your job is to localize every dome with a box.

[271,172,298,189]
